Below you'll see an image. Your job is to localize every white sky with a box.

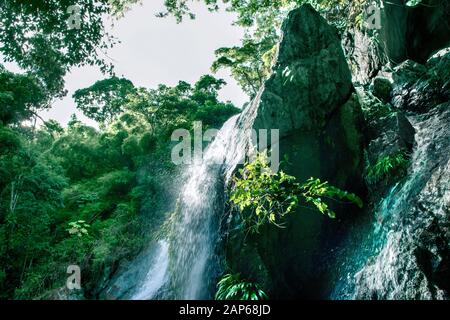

[3,0,248,127]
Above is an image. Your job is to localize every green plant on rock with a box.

[67,220,90,238]
[366,150,410,185]
[230,152,363,234]
[215,273,268,300]
[406,0,423,7]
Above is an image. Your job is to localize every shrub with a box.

[366,150,409,185]
[230,152,363,233]
[215,273,268,300]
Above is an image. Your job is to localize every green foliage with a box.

[73,77,137,124]
[215,273,268,300]
[302,177,364,218]
[0,0,242,300]
[362,102,395,121]
[160,0,365,30]
[123,74,240,136]
[0,131,68,298]
[230,153,363,233]
[212,37,277,97]
[0,0,129,131]
[0,126,22,154]
[0,0,117,98]
[0,72,239,299]
[0,66,47,125]
[67,220,90,237]
[366,150,410,185]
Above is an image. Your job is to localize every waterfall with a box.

[121,93,262,300]
[167,115,240,299]
[124,115,244,300]
[104,91,262,300]
[131,240,169,300]
[105,109,256,300]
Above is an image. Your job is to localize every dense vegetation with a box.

[366,150,410,186]
[0,73,239,299]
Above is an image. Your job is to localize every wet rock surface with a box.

[354,104,450,299]
[336,49,450,299]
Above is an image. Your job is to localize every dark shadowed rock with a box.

[372,77,393,103]
[406,0,450,64]
[343,0,450,86]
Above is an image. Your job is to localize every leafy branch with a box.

[230,152,363,234]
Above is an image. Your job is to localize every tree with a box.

[73,77,137,124]
[0,72,240,299]
[212,37,277,97]
[0,0,126,127]
[0,66,47,125]
[0,127,68,298]
[0,1,118,97]
[123,75,240,136]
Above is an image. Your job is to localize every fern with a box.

[215,273,268,300]
[366,150,409,185]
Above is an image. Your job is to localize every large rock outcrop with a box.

[350,50,450,299]
[355,105,450,299]
[343,0,450,85]
[223,4,365,299]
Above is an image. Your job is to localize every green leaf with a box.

[406,0,422,7]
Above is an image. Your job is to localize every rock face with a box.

[225,4,450,300]
[406,0,450,63]
[334,48,450,300]
[224,4,365,299]
[251,4,364,190]
[253,5,353,136]
[343,28,385,85]
[342,0,406,85]
[355,105,450,299]
[343,0,450,85]
[392,56,450,113]
[355,85,415,197]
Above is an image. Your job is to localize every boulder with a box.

[252,5,353,136]
[392,51,450,113]
[371,77,393,103]
[224,4,365,299]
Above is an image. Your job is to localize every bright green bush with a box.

[215,273,268,300]
[230,153,363,233]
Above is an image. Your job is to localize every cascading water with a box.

[131,240,169,300]
[129,93,260,300]
[332,106,450,299]
[107,99,258,300]
[167,115,240,299]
